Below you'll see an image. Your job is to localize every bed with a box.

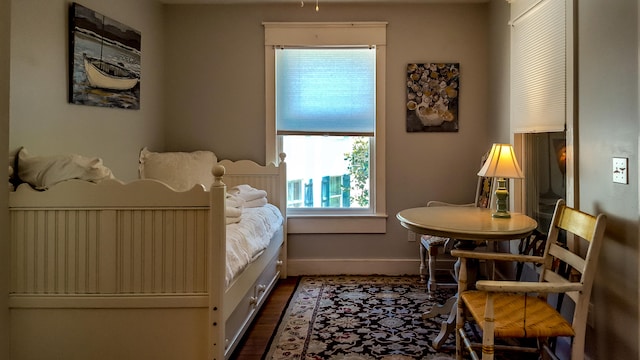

[8,149,287,360]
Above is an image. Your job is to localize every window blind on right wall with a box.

[510,0,566,133]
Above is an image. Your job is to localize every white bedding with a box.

[225,203,283,285]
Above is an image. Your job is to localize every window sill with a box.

[287,214,387,234]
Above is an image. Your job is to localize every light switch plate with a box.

[613,157,628,184]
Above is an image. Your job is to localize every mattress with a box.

[225,203,283,285]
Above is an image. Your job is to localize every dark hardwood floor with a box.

[229,276,299,360]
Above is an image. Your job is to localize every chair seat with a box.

[421,234,448,248]
[460,290,576,338]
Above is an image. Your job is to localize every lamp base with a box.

[492,210,511,218]
[493,178,511,218]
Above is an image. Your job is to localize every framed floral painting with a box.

[406,63,460,132]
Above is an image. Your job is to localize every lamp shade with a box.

[477,143,524,179]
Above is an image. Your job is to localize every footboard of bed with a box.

[9,159,287,360]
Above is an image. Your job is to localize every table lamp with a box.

[477,143,524,218]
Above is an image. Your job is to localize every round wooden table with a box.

[397,206,538,241]
[396,206,538,349]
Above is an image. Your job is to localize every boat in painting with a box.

[83,54,139,91]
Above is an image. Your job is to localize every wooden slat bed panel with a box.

[11,209,112,294]
[116,209,208,294]
[11,207,211,295]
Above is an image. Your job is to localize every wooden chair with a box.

[452,199,607,360]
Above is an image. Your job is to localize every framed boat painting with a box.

[406,63,459,132]
[69,3,141,110]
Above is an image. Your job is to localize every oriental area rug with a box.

[262,276,458,360]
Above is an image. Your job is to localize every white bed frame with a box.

[8,158,287,360]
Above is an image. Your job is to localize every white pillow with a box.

[17,148,115,190]
[138,147,217,191]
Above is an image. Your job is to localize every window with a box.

[278,47,374,210]
[264,22,387,233]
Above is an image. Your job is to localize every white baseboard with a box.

[287,258,455,276]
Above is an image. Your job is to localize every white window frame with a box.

[264,22,388,234]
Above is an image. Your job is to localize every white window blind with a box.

[510,0,566,133]
[275,48,376,136]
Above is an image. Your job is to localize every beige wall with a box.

[577,1,639,358]
[163,3,492,264]
[9,0,166,181]
[1,0,10,358]
[487,0,510,142]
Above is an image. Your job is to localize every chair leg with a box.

[541,342,563,360]
[456,298,465,360]
[428,245,439,293]
[456,257,468,360]
[419,239,427,284]
[482,293,495,360]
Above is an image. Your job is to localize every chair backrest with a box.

[474,150,496,209]
[539,199,607,349]
[474,176,495,209]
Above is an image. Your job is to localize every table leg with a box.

[425,249,479,350]
[422,295,456,319]
[432,297,458,349]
